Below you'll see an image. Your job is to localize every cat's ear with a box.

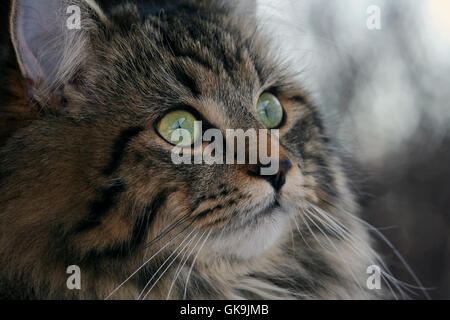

[10,0,108,96]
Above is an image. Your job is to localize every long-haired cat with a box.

[0,0,400,299]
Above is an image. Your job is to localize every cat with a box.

[0,0,392,299]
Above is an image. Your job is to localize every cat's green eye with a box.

[156,110,200,147]
[256,93,284,129]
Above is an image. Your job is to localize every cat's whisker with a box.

[288,219,296,252]
[308,199,431,299]
[166,246,196,301]
[141,231,202,300]
[305,201,418,299]
[137,229,198,300]
[301,209,370,299]
[166,231,208,300]
[291,216,313,250]
[144,213,195,249]
[380,272,422,298]
[307,209,397,299]
[303,207,403,300]
[183,229,213,300]
[236,278,307,299]
[302,204,400,293]
[134,203,151,263]
[105,225,193,300]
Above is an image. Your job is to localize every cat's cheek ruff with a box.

[203,209,290,260]
[200,163,304,260]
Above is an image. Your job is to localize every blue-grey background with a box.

[259,0,450,299]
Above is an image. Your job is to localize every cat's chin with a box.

[203,207,290,260]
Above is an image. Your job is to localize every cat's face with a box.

[88,7,331,260]
[7,0,333,266]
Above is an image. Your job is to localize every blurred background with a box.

[259,0,450,299]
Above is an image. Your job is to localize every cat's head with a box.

[5,0,337,273]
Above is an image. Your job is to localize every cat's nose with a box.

[248,158,293,191]
[266,159,293,191]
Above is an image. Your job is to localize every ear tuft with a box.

[10,0,107,95]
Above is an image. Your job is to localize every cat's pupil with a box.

[261,102,269,115]
[174,118,185,129]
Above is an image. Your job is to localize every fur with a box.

[0,0,390,299]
